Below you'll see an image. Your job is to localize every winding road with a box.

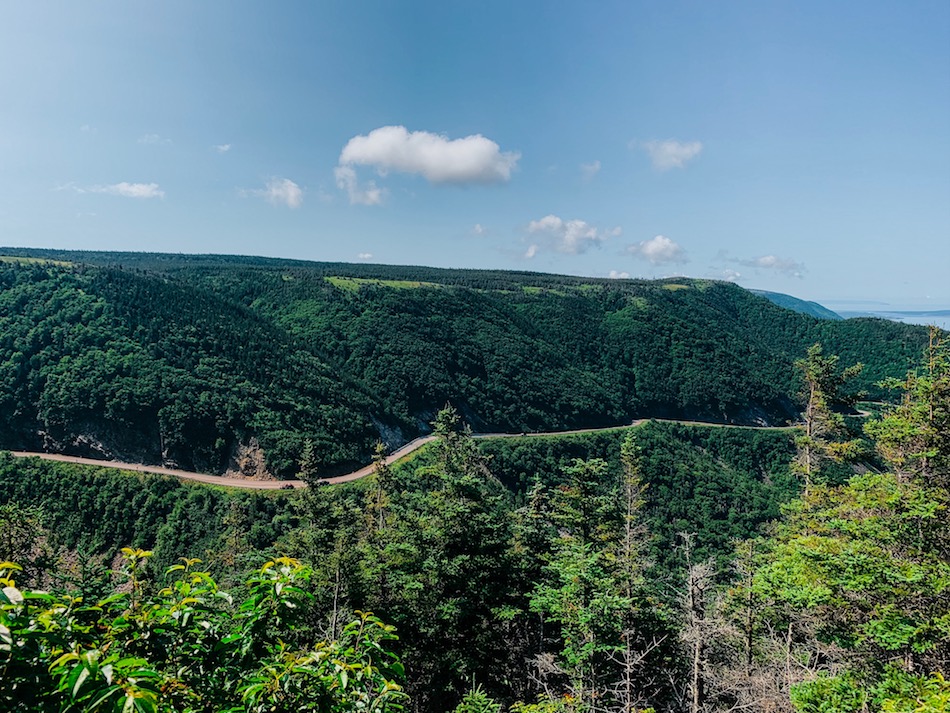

[7,419,796,490]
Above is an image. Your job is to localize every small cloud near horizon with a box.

[737,254,805,278]
[138,134,171,146]
[335,166,385,206]
[626,235,688,264]
[634,139,703,171]
[242,177,303,208]
[60,181,165,199]
[527,214,621,256]
[580,160,601,181]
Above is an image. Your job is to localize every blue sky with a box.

[1,1,948,307]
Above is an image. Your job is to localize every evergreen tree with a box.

[739,345,950,711]
[865,326,950,485]
[528,449,662,712]
[792,343,863,494]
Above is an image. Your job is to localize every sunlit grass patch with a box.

[326,276,441,291]
[0,256,72,267]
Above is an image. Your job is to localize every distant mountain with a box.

[751,289,842,320]
[0,248,929,477]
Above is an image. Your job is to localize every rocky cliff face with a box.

[224,438,275,481]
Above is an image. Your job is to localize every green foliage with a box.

[866,327,950,484]
[0,550,406,712]
[792,343,865,492]
[0,261,375,476]
[481,422,800,573]
[877,670,950,712]
[755,472,950,663]
[790,672,867,713]
[0,252,931,479]
[451,685,501,713]
[0,452,295,578]
[789,669,950,713]
[740,344,950,712]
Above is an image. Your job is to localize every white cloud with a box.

[337,125,520,186]
[608,270,630,279]
[334,165,385,206]
[581,160,601,181]
[524,244,538,259]
[626,235,688,264]
[637,139,703,170]
[473,223,486,235]
[719,269,742,282]
[214,143,232,153]
[357,252,373,260]
[79,124,93,133]
[138,133,171,146]
[527,214,621,255]
[243,177,303,208]
[738,254,805,277]
[73,182,165,199]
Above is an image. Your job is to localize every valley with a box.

[1,251,946,713]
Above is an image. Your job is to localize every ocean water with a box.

[896,314,950,331]
[837,310,950,331]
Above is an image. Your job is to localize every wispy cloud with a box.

[61,181,165,199]
[334,166,385,206]
[527,214,621,255]
[608,270,630,279]
[138,133,171,146]
[214,143,232,153]
[336,125,520,203]
[473,223,486,235]
[626,235,688,264]
[737,254,805,278]
[580,160,601,182]
[242,177,303,208]
[357,252,373,260]
[635,139,703,171]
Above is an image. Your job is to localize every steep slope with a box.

[751,288,842,320]
[0,261,377,475]
[0,250,931,476]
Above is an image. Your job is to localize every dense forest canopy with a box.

[0,248,947,711]
[0,249,932,478]
[2,340,948,712]
[0,420,803,711]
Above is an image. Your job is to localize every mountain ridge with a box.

[0,248,930,477]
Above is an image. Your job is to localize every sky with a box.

[1,1,948,308]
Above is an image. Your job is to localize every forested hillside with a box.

[3,343,948,713]
[0,249,931,477]
[0,420,801,710]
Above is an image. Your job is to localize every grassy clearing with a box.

[326,276,441,291]
[522,285,568,296]
[0,256,72,267]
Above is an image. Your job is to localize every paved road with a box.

[7,418,796,490]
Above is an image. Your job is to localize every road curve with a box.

[6,418,796,490]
